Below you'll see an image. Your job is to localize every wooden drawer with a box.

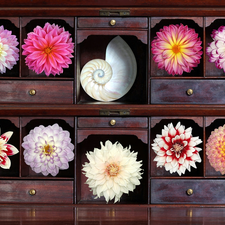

[78,117,148,128]
[151,179,225,204]
[151,79,225,104]
[0,80,73,104]
[78,17,148,28]
[0,180,73,203]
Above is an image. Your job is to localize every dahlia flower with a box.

[22,22,74,76]
[206,124,225,175]
[152,122,202,176]
[82,140,143,203]
[0,26,19,74]
[22,123,74,176]
[206,26,225,72]
[151,24,203,75]
[0,131,19,169]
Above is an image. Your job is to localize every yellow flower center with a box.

[172,44,181,54]
[43,144,53,156]
[44,47,52,54]
[173,142,184,153]
[219,141,225,156]
[106,163,120,177]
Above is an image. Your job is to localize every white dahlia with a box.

[152,122,202,176]
[82,140,143,203]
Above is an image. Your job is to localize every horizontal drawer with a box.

[0,180,73,203]
[0,80,73,104]
[78,117,148,128]
[151,179,225,204]
[151,79,225,104]
[78,17,148,28]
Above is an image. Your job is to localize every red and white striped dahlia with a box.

[152,122,202,176]
[151,24,202,76]
[206,124,225,175]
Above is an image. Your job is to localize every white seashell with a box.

[80,36,137,101]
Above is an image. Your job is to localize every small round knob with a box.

[186,89,193,96]
[29,89,36,96]
[110,119,116,126]
[29,189,36,196]
[110,19,116,26]
[186,189,193,196]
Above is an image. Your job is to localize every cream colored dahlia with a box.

[152,122,202,176]
[206,124,225,175]
[82,140,143,203]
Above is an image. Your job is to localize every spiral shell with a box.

[80,36,137,101]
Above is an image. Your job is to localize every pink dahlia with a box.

[206,26,225,71]
[151,24,203,75]
[22,123,74,176]
[152,122,202,175]
[206,124,225,175]
[0,131,19,169]
[0,26,19,74]
[22,22,74,76]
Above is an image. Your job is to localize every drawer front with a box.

[78,17,148,28]
[0,80,73,104]
[151,179,225,204]
[0,180,73,203]
[151,79,225,104]
[78,117,148,128]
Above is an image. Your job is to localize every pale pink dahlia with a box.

[0,26,19,74]
[152,122,202,175]
[151,24,203,75]
[0,131,19,169]
[206,26,225,71]
[22,124,74,176]
[22,22,74,76]
[206,124,225,175]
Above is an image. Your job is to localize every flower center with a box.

[172,44,181,54]
[44,47,52,54]
[43,144,53,156]
[106,163,120,177]
[172,142,184,153]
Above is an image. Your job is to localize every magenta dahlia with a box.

[22,123,74,176]
[0,25,19,74]
[151,24,203,76]
[152,122,202,176]
[206,124,225,175]
[22,22,74,76]
[206,26,225,72]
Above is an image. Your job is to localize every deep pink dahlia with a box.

[22,123,74,176]
[152,122,202,176]
[206,124,225,175]
[22,22,74,76]
[0,26,19,74]
[151,24,203,76]
[0,131,19,169]
[206,26,225,71]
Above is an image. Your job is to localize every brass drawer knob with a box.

[29,189,36,196]
[110,119,116,126]
[29,89,36,96]
[110,19,116,26]
[186,189,193,196]
[186,89,193,96]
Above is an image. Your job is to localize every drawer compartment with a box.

[0,80,73,103]
[0,180,73,203]
[151,79,225,104]
[78,17,148,28]
[151,179,225,204]
[78,117,148,128]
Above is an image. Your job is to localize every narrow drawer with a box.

[151,79,225,104]
[0,180,73,203]
[151,179,225,204]
[78,117,148,128]
[0,80,73,104]
[78,17,148,28]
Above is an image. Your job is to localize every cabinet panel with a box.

[0,180,73,203]
[151,79,225,104]
[151,179,225,204]
[0,80,73,104]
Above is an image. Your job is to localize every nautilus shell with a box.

[80,36,137,101]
